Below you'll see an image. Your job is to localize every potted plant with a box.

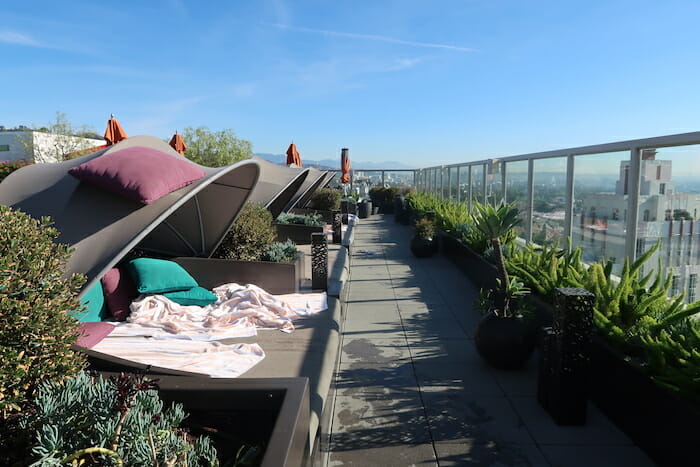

[205,203,305,293]
[410,218,436,258]
[471,201,536,370]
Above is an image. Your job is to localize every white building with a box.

[576,152,700,303]
[0,131,104,164]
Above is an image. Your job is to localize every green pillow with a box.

[75,281,110,322]
[162,287,218,307]
[126,258,198,294]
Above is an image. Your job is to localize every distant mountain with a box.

[254,153,416,170]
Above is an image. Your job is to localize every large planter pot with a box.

[475,312,536,370]
[96,373,310,467]
[410,235,436,258]
[275,223,324,245]
[174,254,305,294]
[589,337,700,466]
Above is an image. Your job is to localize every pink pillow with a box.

[101,267,138,321]
[68,145,205,204]
[75,322,115,348]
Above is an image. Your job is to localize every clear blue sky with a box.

[2,0,700,167]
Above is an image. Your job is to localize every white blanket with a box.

[92,284,328,378]
[109,283,327,341]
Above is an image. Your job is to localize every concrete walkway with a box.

[324,215,655,467]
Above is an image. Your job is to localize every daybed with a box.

[0,136,350,461]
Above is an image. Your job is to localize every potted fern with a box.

[410,217,436,258]
[471,201,536,370]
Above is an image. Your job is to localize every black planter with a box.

[410,235,436,258]
[589,337,700,466]
[475,312,536,370]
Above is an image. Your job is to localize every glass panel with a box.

[433,168,440,196]
[635,145,700,302]
[449,167,459,200]
[384,171,415,189]
[459,165,470,204]
[442,167,450,199]
[532,157,567,247]
[572,151,629,274]
[486,160,503,204]
[505,160,529,240]
[471,164,485,205]
[352,170,382,197]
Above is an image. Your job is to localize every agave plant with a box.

[471,200,523,314]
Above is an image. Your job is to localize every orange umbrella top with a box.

[340,148,351,184]
[104,115,128,145]
[286,143,302,167]
[169,132,187,155]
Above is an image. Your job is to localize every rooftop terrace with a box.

[321,215,655,466]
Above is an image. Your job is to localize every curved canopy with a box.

[290,167,331,210]
[0,136,260,294]
[248,156,310,218]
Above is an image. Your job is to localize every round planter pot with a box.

[475,312,536,370]
[410,235,435,258]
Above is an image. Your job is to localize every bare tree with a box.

[18,112,101,162]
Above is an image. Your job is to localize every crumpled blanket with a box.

[108,283,327,341]
[91,338,266,378]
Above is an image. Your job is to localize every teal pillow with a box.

[126,258,198,294]
[74,281,110,322]
[162,287,218,307]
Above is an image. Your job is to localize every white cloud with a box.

[268,23,477,52]
[0,29,44,47]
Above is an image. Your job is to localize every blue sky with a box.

[2,0,700,167]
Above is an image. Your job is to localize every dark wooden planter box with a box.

[290,207,335,224]
[174,254,305,294]
[275,223,324,245]
[438,230,498,290]
[588,337,700,467]
[98,373,310,467]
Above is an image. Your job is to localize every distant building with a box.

[0,131,103,163]
[576,150,700,302]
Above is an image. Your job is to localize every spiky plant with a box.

[471,200,523,314]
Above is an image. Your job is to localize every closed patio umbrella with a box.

[340,148,351,184]
[169,132,187,155]
[286,142,302,167]
[104,114,128,145]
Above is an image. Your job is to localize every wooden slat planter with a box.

[174,253,305,294]
[275,223,324,245]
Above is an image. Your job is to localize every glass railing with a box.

[413,131,700,303]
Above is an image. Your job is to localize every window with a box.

[689,274,697,303]
[635,239,645,257]
[665,209,672,221]
[659,183,666,195]
[643,210,650,221]
[0,145,9,151]
[612,208,619,220]
[671,275,680,296]
[656,165,662,180]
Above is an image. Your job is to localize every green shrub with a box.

[261,240,298,263]
[309,188,341,211]
[214,203,275,261]
[276,213,324,226]
[22,372,218,466]
[414,218,435,239]
[0,206,86,418]
[507,239,700,402]
[0,159,32,183]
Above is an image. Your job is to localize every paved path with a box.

[324,215,655,467]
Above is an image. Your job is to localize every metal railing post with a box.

[626,147,642,260]
[564,154,575,250]
[526,158,535,243]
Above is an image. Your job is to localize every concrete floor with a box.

[323,215,656,467]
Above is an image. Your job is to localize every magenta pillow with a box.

[101,267,138,321]
[68,145,205,204]
[75,322,115,348]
